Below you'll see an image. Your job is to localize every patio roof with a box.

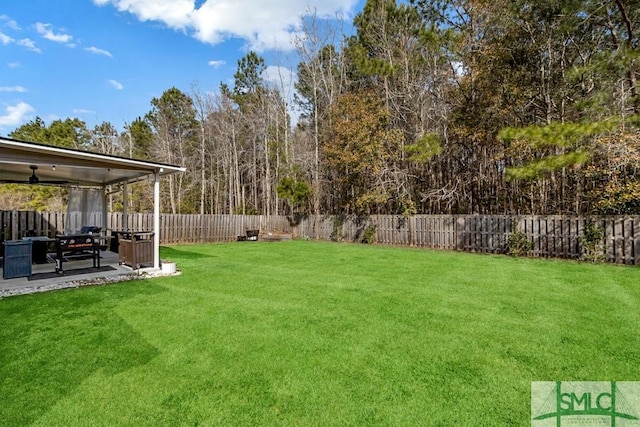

[0,136,184,187]
[1,135,186,271]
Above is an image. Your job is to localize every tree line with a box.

[4,0,640,216]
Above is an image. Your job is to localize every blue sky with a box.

[0,0,363,135]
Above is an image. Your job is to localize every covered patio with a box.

[0,136,185,294]
[0,250,140,296]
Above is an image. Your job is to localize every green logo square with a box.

[532,381,640,426]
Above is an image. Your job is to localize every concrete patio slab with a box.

[0,250,166,297]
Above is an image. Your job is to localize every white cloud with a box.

[0,30,14,45]
[35,22,73,43]
[5,20,20,31]
[0,86,27,93]
[0,14,20,31]
[108,79,124,90]
[262,65,295,87]
[7,62,21,68]
[94,0,359,51]
[94,0,193,29]
[85,46,113,57]
[73,108,97,115]
[17,38,41,53]
[0,101,35,127]
[208,59,225,68]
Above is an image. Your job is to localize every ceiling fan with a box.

[0,165,72,185]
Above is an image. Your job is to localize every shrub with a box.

[362,224,377,244]
[507,221,533,257]
[581,223,606,263]
[331,216,344,242]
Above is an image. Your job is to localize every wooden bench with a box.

[261,232,292,242]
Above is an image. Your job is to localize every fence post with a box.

[408,215,416,246]
[454,216,462,251]
[10,210,18,240]
[634,216,640,266]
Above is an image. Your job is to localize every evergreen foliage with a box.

[276,175,312,214]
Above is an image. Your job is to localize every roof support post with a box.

[153,172,160,269]
[122,182,128,230]
[101,186,107,232]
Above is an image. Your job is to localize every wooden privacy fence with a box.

[1,211,639,265]
[0,211,290,244]
[294,214,640,265]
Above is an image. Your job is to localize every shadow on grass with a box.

[0,282,165,426]
[160,245,219,261]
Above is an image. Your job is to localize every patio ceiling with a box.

[0,136,185,187]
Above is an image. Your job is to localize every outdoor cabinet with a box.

[110,230,124,253]
[3,240,32,279]
[22,236,51,264]
[118,232,154,269]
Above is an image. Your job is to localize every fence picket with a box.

[623,217,632,265]
[634,217,640,265]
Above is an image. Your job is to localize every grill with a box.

[55,234,100,274]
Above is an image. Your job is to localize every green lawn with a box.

[1,241,639,426]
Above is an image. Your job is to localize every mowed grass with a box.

[1,241,639,426]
